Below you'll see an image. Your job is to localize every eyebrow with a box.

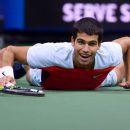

[77,38,97,43]
[88,40,97,43]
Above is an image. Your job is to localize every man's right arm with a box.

[2,45,30,66]
[0,45,31,86]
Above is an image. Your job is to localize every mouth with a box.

[79,54,91,62]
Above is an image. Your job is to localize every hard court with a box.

[0,76,130,130]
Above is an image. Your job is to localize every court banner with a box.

[25,0,130,32]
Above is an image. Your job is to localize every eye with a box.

[77,39,86,45]
[88,41,98,46]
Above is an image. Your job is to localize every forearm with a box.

[1,46,15,67]
[125,48,130,81]
[0,46,16,78]
[0,45,30,86]
[120,37,130,81]
[113,37,130,88]
[1,45,30,67]
[1,45,30,77]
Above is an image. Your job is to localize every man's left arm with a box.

[113,36,130,88]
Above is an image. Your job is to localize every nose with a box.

[82,44,90,52]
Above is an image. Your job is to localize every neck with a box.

[74,61,95,70]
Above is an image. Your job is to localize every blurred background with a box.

[0,0,130,48]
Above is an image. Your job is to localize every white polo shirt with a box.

[27,42,122,69]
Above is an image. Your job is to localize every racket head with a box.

[0,86,45,97]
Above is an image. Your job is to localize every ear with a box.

[71,36,75,47]
[98,42,101,48]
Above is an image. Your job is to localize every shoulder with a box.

[98,42,122,55]
[30,42,72,50]
[27,42,74,68]
[28,42,72,53]
[52,42,73,51]
[100,41,122,51]
[95,42,123,69]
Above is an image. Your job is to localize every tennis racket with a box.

[0,83,45,97]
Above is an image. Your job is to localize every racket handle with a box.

[0,83,15,90]
[0,85,4,90]
[5,82,15,89]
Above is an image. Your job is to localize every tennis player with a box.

[0,17,129,89]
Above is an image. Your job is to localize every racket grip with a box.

[0,85,4,90]
[5,82,15,89]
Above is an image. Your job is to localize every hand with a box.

[118,81,130,89]
[0,76,16,87]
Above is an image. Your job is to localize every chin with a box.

[79,60,92,68]
[79,63,89,68]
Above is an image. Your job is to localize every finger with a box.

[118,82,126,87]
[5,76,16,85]
[1,76,7,86]
[119,82,130,89]
[0,77,4,86]
[10,80,16,85]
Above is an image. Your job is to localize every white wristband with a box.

[1,66,14,78]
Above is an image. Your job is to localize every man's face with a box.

[71,32,100,69]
